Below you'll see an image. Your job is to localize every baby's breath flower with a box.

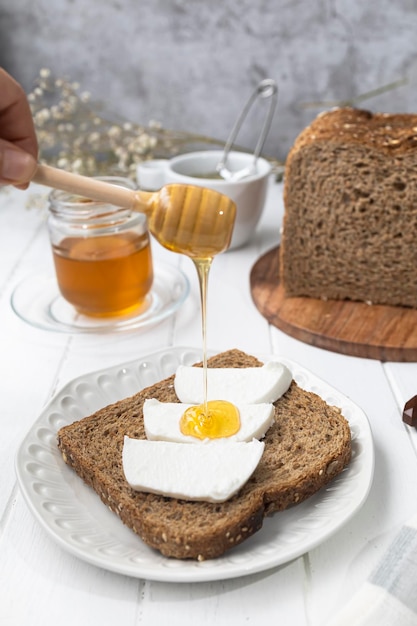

[34,109,51,124]
[108,125,121,138]
[88,131,101,143]
[27,68,234,178]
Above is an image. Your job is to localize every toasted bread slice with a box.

[57,349,351,560]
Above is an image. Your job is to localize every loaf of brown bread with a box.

[57,349,351,560]
[281,107,417,308]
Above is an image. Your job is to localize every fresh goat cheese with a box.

[122,436,265,503]
[174,361,292,405]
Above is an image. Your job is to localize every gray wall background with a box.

[2,0,417,162]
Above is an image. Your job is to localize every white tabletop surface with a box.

[1,178,417,626]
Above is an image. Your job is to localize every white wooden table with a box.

[1,179,417,626]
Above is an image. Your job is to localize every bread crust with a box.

[288,107,417,155]
[57,349,351,560]
[281,107,417,308]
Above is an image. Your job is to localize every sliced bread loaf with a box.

[57,349,351,560]
[281,107,417,307]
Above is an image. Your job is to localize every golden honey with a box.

[144,184,235,259]
[180,400,240,439]
[52,232,153,317]
[47,177,153,317]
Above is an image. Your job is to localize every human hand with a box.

[0,68,38,189]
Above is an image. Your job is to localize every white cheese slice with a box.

[122,436,264,503]
[174,361,292,404]
[143,398,275,442]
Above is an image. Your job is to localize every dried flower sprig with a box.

[28,68,161,178]
[299,78,408,109]
[28,68,284,179]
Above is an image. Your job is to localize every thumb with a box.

[0,140,38,189]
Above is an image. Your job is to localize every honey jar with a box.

[47,176,153,317]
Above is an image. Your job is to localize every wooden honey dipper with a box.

[33,164,236,257]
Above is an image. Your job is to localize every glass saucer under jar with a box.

[47,176,154,318]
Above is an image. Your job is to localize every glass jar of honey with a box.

[47,176,153,317]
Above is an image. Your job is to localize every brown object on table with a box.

[281,107,417,308]
[250,246,417,362]
[57,349,351,561]
[403,396,417,427]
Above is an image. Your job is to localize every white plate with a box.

[15,347,374,583]
[10,263,189,334]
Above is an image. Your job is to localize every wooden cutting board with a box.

[250,246,417,362]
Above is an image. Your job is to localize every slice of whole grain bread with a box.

[57,349,351,560]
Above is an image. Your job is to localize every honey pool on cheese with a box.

[180,400,240,439]
[143,398,275,443]
[122,437,265,503]
[174,361,292,405]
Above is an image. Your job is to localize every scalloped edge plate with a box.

[15,347,374,582]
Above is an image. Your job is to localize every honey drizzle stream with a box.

[193,257,212,415]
